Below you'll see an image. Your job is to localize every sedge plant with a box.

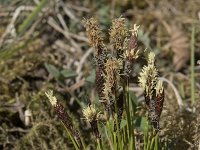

[45,17,165,150]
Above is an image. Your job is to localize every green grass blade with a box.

[18,0,47,35]
[61,122,79,150]
[155,134,159,150]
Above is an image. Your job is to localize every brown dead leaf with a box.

[169,26,189,71]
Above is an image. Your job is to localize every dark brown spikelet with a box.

[117,92,124,123]
[96,67,106,106]
[124,59,133,78]
[90,118,101,139]
[54,102,82,148]
[144,86,164,132]
[128,31,138,51]
[148,92,160,131]
[155,90,164,119]
[124,26,140,78]
[144,92,151,110]
[114,91,124,131]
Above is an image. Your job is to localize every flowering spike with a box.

[45,90,82,148]
[83,105,101,139]
[138,52,164,131]
[84,17,107,56]
[123,24,140,77]
[110,17,128,56]
[82,105,97,122]
[138,65,158,99]
[45,90,57,106]
[103,58,122,102]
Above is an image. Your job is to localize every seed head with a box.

[84,17,106,55]
[103,58,123,100]
[110,17,128,53]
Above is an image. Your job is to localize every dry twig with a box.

[159,77,183,109]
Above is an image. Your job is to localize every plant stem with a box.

[62,122,79,150]
[97,139,102,150]
[155,134,159,150]
[191,25,195,105]
[144,113,149,150]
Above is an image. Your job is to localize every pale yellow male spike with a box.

[138,66,158,90]
[138,52,158,99]
[45,90,57,106]
[82,105,97,122]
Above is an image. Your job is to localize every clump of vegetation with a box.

[45,17,165,149]
[1,0,199,149]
